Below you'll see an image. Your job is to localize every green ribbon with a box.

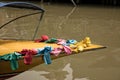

[0,52,21,70]
[45,38,57,43]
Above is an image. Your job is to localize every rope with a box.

[57,7,76,29]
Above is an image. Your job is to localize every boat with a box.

[0,2,106,78]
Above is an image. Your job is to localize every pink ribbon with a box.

[57,39,66,45]
[63,46,72,55]
[50,48,62,56]
[51,46,72,56]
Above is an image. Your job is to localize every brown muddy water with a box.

[0,2,120,80]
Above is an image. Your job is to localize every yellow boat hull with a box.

[0,39,106,75]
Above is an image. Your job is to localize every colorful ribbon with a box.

[66,39,77,46]
[20,49,37,65]
[63,46,72,55]
[0,52,21,70]
[0,35,91,71]
[34,35,49,42]
[51,45,72,56]
[50,47,62,56]
[57,39,66,45]
[37,46,52,64]
[45,38,57,43]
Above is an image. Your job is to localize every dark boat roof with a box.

[0,2,44,12]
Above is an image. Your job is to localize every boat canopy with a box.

[0,2,44,12]
[0,2,45,40]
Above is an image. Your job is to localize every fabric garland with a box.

[0,35,92,71]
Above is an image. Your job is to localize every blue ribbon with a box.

[66,39,77,46]
[37,46,52,64]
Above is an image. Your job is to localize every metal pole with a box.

[71,0,77,6]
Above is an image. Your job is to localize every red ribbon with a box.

[20,49,37,65]
[35,35,49,42]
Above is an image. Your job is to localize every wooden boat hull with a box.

[0,39,106,76]
[0,52,69,75]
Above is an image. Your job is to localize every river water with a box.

[0,1,120,80]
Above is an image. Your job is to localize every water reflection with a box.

[62,63,90,80]
[0,7,40,40]
[7,63,90,80]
